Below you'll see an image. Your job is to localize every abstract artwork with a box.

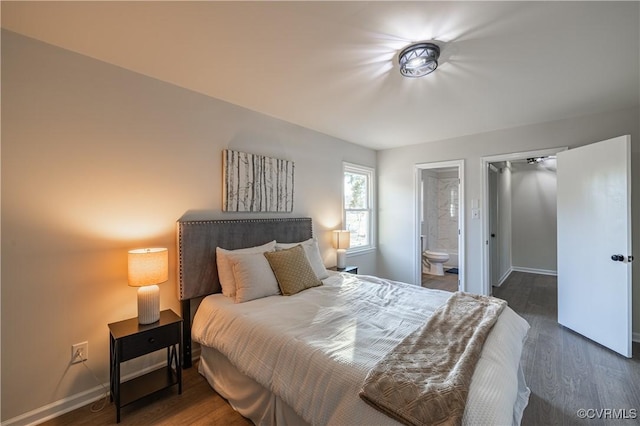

[223,149,294,212]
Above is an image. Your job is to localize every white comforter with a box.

[192,273,530,426]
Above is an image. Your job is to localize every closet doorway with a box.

[414,160,465,292]
[481,147,566,295]
[482,137,632,357]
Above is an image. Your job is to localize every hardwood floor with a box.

[42,271,639,425]
[421,269,458,292]
[39,363,251,425]
[493,271,640,426]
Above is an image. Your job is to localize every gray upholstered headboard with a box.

[177,217,313,300]
[176,216,313,366]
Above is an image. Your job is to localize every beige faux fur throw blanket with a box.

[359,292,507,426]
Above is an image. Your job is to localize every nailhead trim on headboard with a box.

[176,217,313,301]
[175,216,313,368]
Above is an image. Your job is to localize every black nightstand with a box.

[329,265,358,274]
[108,309,182,423]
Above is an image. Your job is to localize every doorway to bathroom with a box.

[415,160,464,292]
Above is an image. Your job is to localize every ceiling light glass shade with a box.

[399,43,440,78]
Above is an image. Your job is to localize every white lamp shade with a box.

[128,248,168,324]
[128,248,168,287]
[332,230,351,250]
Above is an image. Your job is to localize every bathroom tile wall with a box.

[436,177,459,251]
[424,174,439,250]
[421,170,459,252]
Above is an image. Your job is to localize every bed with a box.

[177,216,530,426]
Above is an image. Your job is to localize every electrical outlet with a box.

[71,341,88,364]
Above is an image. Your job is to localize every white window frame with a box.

[343,162,376,254]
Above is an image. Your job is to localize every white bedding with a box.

[192,272,530,425]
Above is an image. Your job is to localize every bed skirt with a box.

[199,346,310,426]
[198,345,530,426]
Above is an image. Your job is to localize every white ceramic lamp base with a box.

[336,249,347,269]
[137,285,160,324]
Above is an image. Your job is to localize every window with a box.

[343,163,375,251]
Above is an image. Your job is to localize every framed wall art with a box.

[222,149,294,212]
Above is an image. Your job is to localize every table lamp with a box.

[128,248,168,324]
[332,230,351,269]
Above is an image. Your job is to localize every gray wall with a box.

[511,161,558,273]
[377,106,640,330]
[3,25,639,425]
[497,163,513,283]
[1,31,376,422]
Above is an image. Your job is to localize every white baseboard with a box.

[633,332,640,343]
[2,352,201,426]
[493,268,513,287]
[2,381,109,426]
[511,266,557,276]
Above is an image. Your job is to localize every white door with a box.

[489,165,499,288]
[557,135,633,357]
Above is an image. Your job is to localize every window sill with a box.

[346,247,377,257]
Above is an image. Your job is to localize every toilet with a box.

[422,250,450,276]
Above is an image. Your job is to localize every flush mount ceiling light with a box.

[527,157,547,164]
[399,42,440,78]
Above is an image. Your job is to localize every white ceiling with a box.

[2,1,639,150]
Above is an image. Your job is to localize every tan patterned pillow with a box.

[264,245,322,295]
[275,238,329,280]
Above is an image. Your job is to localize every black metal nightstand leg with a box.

[114,340,121,423]
[109,335,114,403]
[108,310,182,423]
[177,343,182,394]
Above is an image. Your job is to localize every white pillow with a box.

[216,240,276,297]
[228,252,280,303]
[275,238,329,280]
